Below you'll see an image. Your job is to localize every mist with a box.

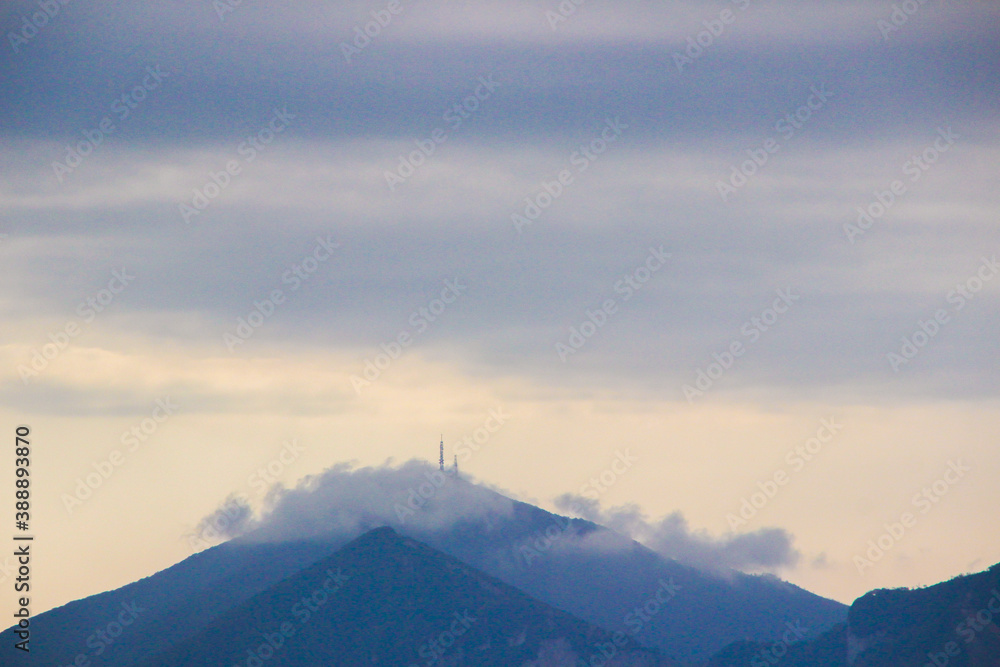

[196,459,799,574]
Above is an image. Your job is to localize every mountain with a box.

[394,480,846,661]
[705,562,1000,667]
[0,475,846,664]
[846,562,1000,667]
[135,526,673,666]
[0,538,336,666]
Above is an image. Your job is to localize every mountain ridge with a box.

[0,474,846,664]
[135,525,676,666]
[705,561,1000,667]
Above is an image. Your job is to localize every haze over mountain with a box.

[199,461,844,659]
[0,464,845,664]
[204,459,800,572]
[5,462,998,665]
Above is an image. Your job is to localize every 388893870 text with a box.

[13,425,33,653]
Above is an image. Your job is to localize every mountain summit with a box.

[136,526,673,666]
[0,470,846,664]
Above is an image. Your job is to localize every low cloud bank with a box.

[197,460,514,544]
[195,460,798,573]
[555,493,800,572]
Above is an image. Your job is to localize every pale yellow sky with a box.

[3,338,998,617]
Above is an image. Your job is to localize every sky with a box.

[1,0,999,617]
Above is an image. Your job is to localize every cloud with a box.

[4,0,999,412]
[554,493,800,572]
[197,460,798,574]
[5,0,998,147]
[4,132,998,406]
[216,459,515,544]
[195,493,254,542]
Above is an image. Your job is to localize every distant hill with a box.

[135,526,674,666]
[400,480,846,661]
[0,476,846,664]
[0,538,335,665]
[705,562,1000,667]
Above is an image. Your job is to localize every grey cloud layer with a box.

[2,0,998,406]
[3,1,997,143]
[555,493,799,571]
[199,460,797,573]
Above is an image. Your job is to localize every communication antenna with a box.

[439,435,444,472]
[453,454,459,478]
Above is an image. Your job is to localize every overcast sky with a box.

[1,0,999,615]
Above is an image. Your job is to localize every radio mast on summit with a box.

[439,435,444,472]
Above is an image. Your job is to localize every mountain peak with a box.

[137,526,672,666]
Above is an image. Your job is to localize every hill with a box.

[0,472,846,663]
[705,561,1000,667]
[135,526,673,666]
